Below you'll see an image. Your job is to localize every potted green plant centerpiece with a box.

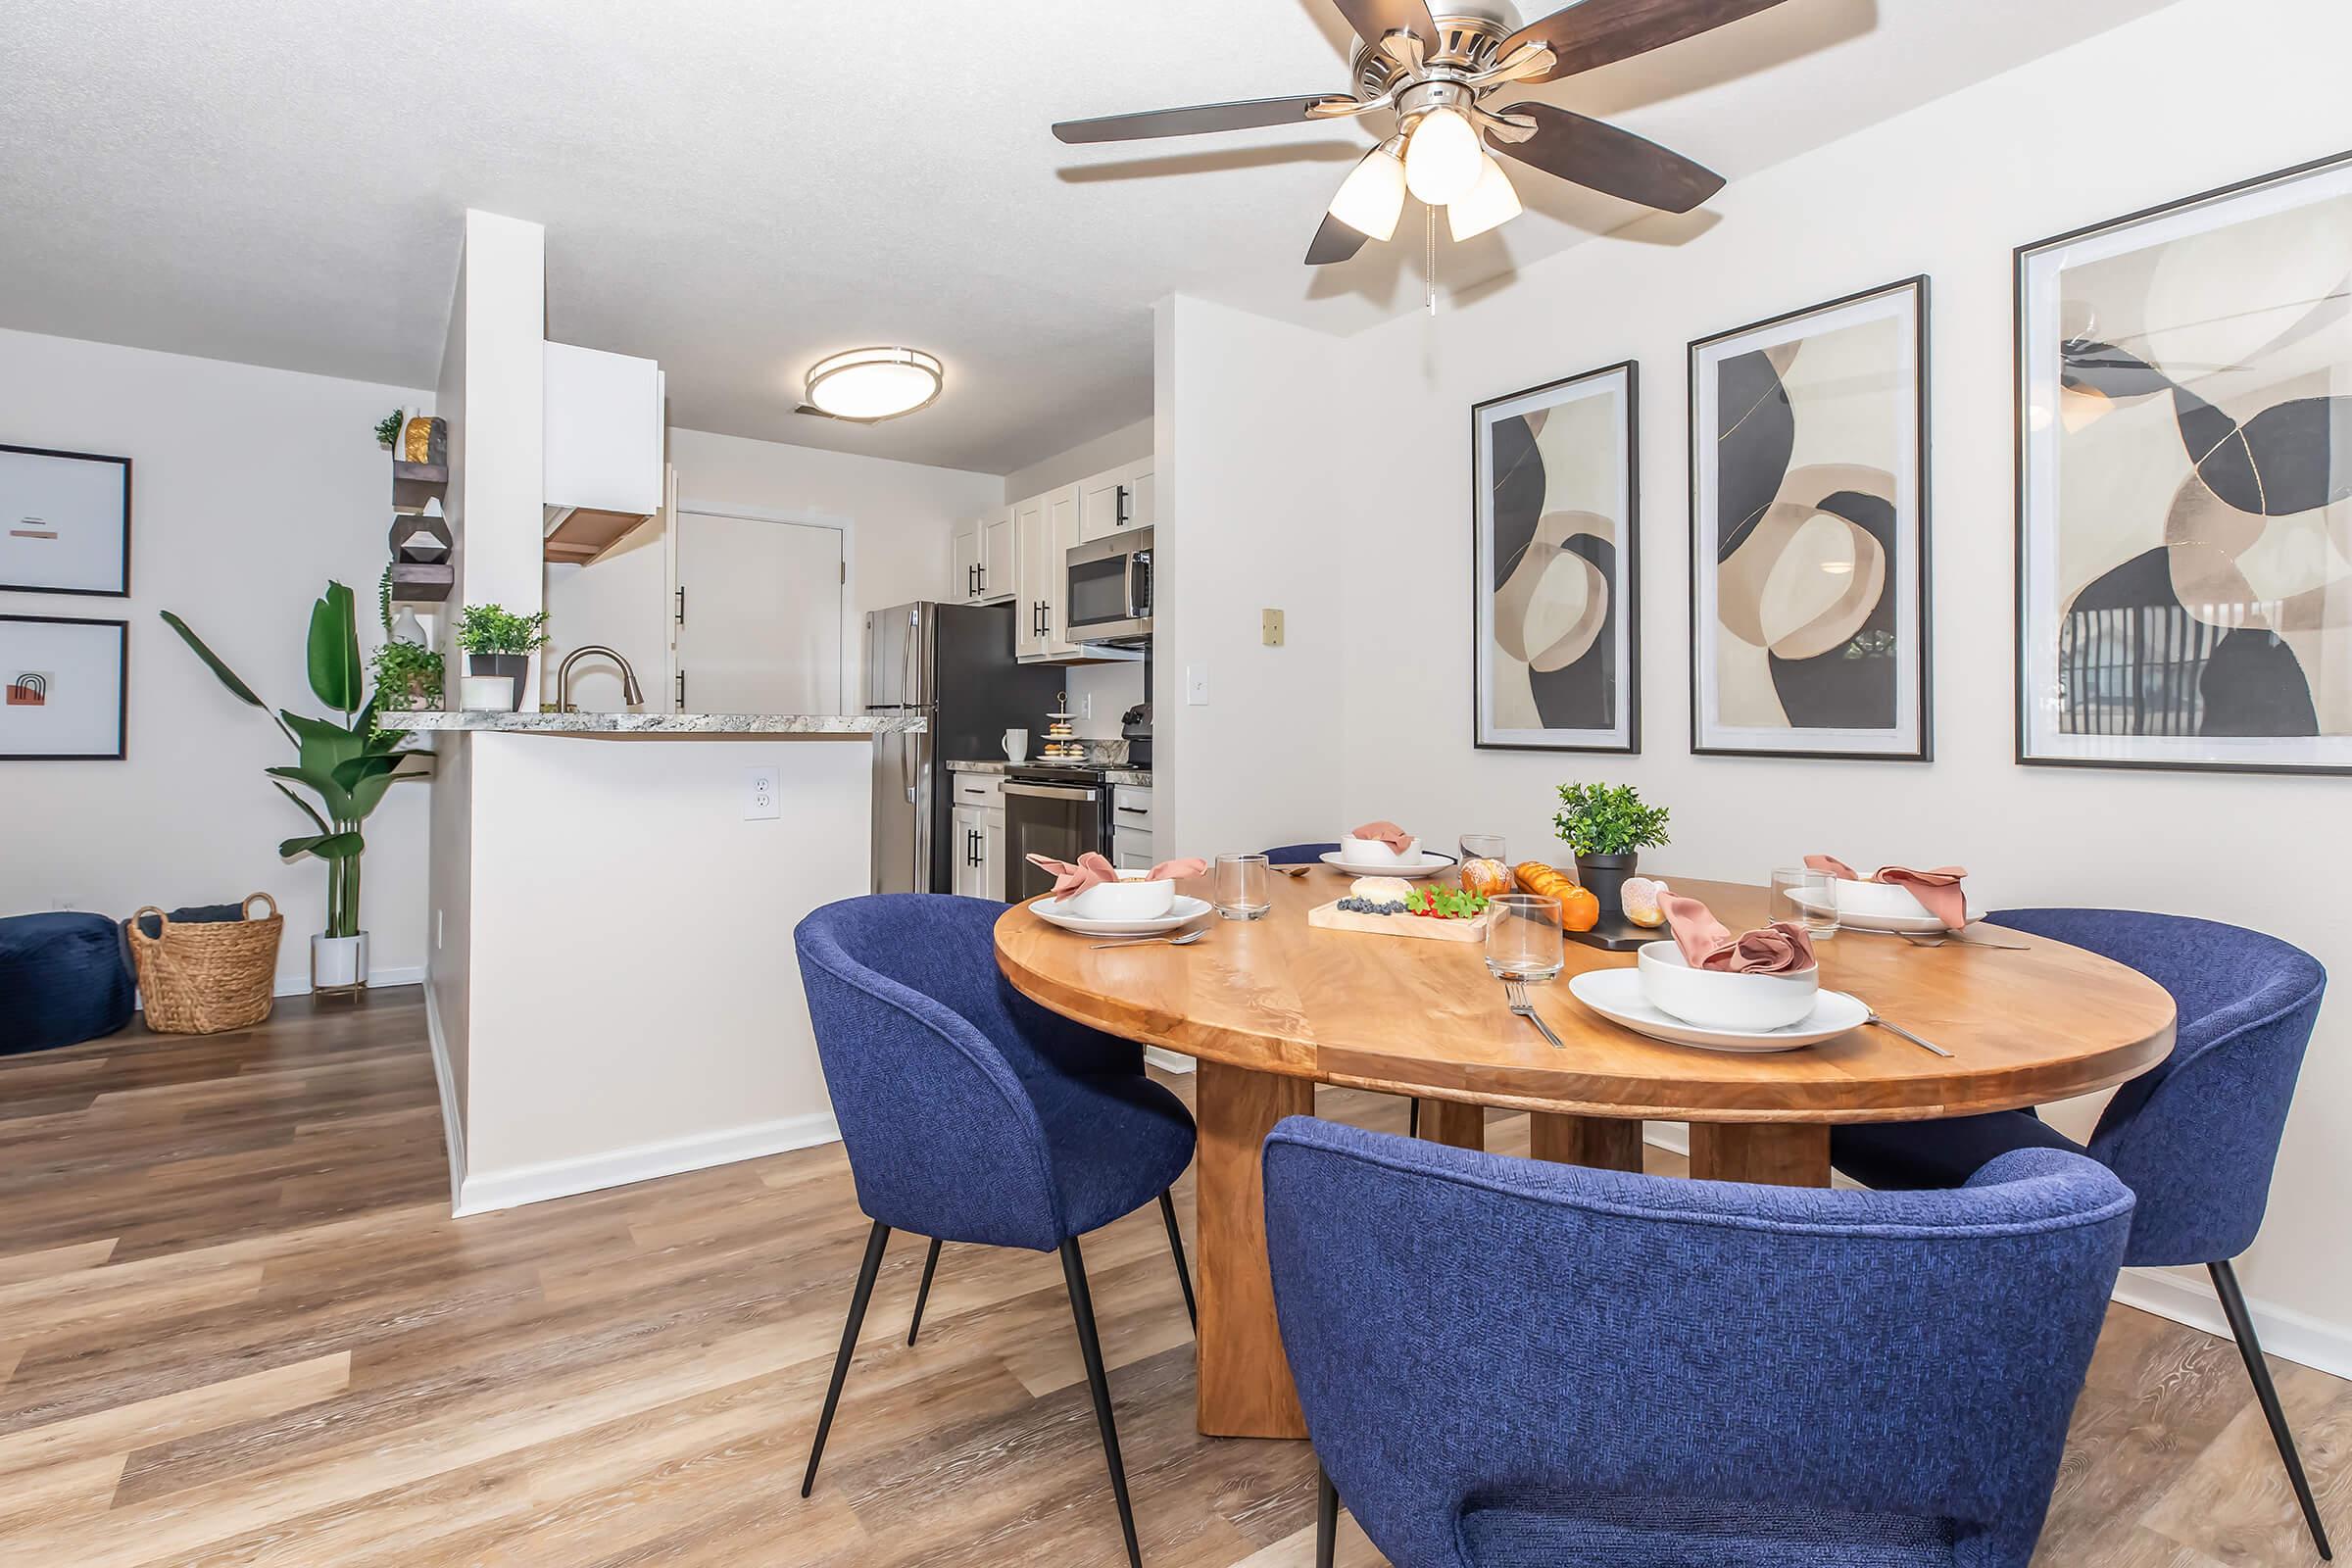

[162,582,429,996]
[1553,782,1671,921]
[456,603,548,712]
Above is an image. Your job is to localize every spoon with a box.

[1091,930,1210,951]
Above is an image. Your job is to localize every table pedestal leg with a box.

[1530,1113,1643,1172]
[1687,1123,1831,1186]
[1420,1099,1487,1151]
[1195,1059,1312,1439]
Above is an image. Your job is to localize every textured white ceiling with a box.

[0,0,2174,474]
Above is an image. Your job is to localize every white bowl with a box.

[1059,873,1176,922]
[1341,835,1421,867]
[1637,943,1820,1032]
[1829,878,1935,922]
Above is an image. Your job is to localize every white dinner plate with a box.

[1031,894,1213,938]
[1319,851,1459,880]
[1567,968,1870,1054]
[1788,889,1985,935]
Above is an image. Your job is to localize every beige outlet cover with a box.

[1261,609,1285,647]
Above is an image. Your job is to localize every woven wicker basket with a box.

[126,894,282,1035]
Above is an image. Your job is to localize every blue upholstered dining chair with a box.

[792,893,1198,1568]
[1835,908,2331,1559]
[1262,1115,2134,1568]
[1265,842,1426,1140]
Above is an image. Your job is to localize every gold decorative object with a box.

[403,416,437,465]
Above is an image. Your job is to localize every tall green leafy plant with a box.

[162,581,427,940]
[1552,782,1672,858]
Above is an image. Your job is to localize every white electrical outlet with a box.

[745,765,781,820]
[52,898,77,911]
[1186,664,1209,706]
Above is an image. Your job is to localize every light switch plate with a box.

[1261,609,1285,647]
[745,765,781,820]
[1186,665,1209,706]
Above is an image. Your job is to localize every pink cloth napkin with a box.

[1805,855,1970,930]
[1350,820,1414,854]
[1027,852,1117,899]
[1027,852,1208,897]
[1660,893,1818,975]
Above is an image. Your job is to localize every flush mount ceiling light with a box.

[1054,0,1780,269]
[798,347,944,423]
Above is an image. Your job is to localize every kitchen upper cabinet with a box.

[980,508,1014,603]
[543,342,666,564]
[1076,456,1154,545]
[1012,491,1052,660]
[951,520,982,604]
[1043,485,1083,659]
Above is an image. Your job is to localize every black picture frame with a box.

[1470,360,1642,756]
[2014,148,2352,777]
[0,613,128,761]
[1687,275,1934,762]
[0,443,133,597]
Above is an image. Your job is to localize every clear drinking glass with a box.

[1771,865,1838,937]
[1213,854,1272,921]
[1486,893,1565,981]
[1458,834,1512,897]
[1459,833,1508,863]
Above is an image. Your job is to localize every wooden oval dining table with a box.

[994,870,2178,1441]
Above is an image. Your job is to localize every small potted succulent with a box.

[455,603,549,712]
[1553,782,1672,920]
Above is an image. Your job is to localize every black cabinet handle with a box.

[1116,806,1149,815]
[675,586,685,625]
[675,669,686,710]
[1115,484,1129,527]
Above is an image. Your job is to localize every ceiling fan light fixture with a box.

[804,347,944,421]
[1403,106,1484,206]
[1327,138,1407,242]
[1446,154,1522,241]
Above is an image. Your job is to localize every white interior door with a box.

[675,512,844,712]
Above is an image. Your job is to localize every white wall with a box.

[1156,295,1357,858]
[0,326,431,994]
[1000,416,1152,506]
[1169,0,2352,1364]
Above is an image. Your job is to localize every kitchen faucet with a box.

[556,645,645,713]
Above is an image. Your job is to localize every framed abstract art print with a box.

[2017,151,2352,774]
[0,444,132,597]
[1472,361,1640,754]
[0,614,127,760]
[1689,278,1932,760]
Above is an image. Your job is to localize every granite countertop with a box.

[382,711,928,736]
[947,758,1151,787]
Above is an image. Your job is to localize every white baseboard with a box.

[454,1110,843,1218]
[268,963,426,999]
[421,982,467,1211]
[1143,1048,1196,1075]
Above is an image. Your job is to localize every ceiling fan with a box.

[1053,0,1788,264]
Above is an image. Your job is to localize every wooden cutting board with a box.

[1305,899,1490,944]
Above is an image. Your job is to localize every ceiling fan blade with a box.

[1494,102,1725,213]
[1500,0,1792,80]
[1054,95,1348,144]
[1306,212,1371,267]
[1330,0,1440,53]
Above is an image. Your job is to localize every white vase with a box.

[311,931,368,994]
[390,607,426,646]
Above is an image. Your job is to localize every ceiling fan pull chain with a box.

[1425,206,1438,317]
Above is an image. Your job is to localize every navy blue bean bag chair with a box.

[2,911,135,1056]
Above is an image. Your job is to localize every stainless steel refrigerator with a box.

[864,601,1064,895]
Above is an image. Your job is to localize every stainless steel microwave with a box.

[1065,527,1152,644]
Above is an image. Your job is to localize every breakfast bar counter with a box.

[996,869,2178,1440]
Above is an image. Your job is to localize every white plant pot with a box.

[311,931,369,994]
[461,673,517,711]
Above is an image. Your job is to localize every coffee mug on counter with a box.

[1003,728,1029,762]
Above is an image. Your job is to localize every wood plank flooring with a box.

[0,986,2341,1564]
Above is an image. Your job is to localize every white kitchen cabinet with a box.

[1077,456,1154,545]
[1012,491,1051,660]
[980,508,1014,604]
[951,799,1006,899]
[951,520,982,603]
[543,342,664,563]
[1112,827,1153,872]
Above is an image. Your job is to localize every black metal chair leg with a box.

[802,1219,891,1498]
[906,1237,943,1346]
[1316,1463,1339,1568]
[1158,1190,1197,1334]
[1408,1098,1419,1139]
[1061,1237,1143,1568]
[2211,1260,2333,1560]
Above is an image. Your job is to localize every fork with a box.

[1090,929,1210,951]
[1503,977,1567,1051]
